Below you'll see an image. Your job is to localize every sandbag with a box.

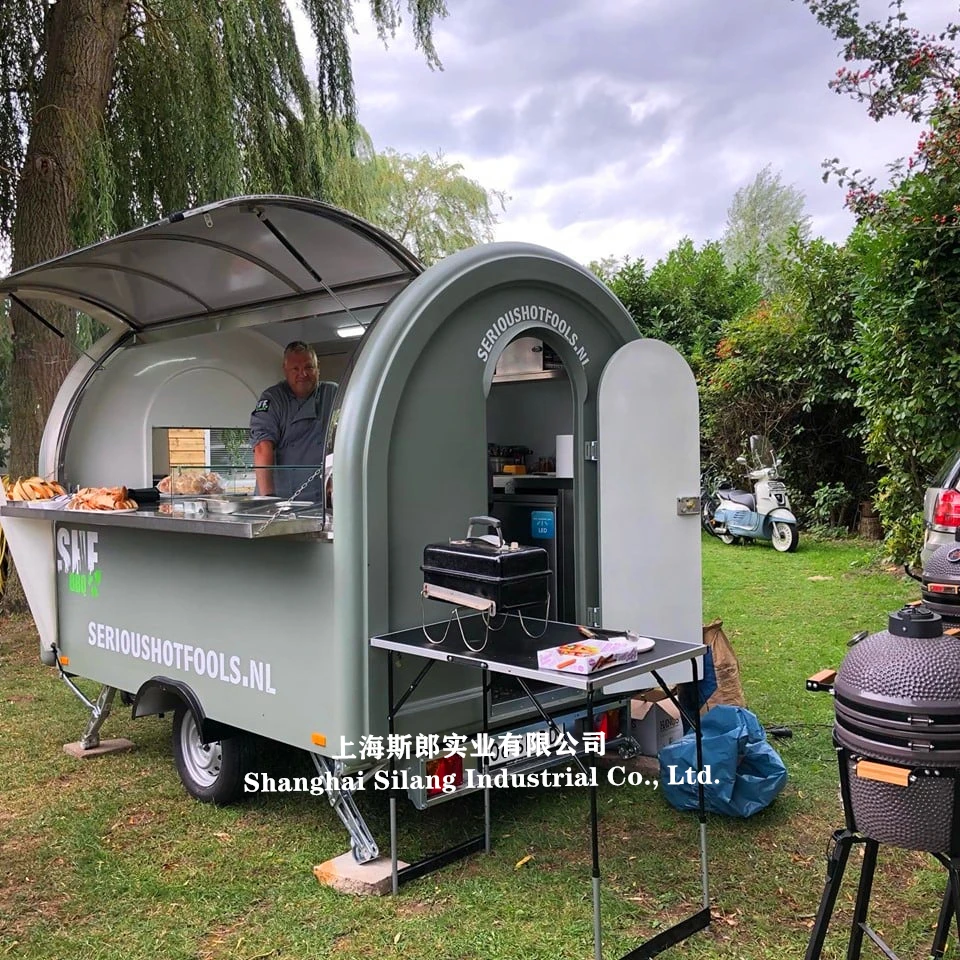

[659,705,787,818]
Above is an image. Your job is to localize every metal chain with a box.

[254,463,326,536]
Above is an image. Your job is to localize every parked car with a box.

[921,448,960,568]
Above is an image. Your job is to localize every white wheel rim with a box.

[772,523,792,550]
[179,712,223,788]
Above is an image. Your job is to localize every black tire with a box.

[771,521,799,553]
[171,702,254,805]
[701,497,719,537]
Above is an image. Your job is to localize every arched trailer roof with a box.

[0,196,423,335]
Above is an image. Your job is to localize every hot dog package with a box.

[537,637,641,674]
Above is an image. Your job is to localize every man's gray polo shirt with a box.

[249,380,338,497]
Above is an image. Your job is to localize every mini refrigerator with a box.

[490,482,575,623]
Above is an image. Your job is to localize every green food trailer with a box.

[0,195,703,870]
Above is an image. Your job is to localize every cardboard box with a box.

[630,696,683,757]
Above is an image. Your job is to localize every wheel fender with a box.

[713,504,735,524]
[766,508,797,527]
[132,677,242,743]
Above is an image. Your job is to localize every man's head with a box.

[283,341,319,399]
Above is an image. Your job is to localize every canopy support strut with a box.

[258,212,369,332]
[9,293,65,338]
[258,214,324,284]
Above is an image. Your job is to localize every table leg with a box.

[586,690,602,960]
[482,664,491,854]
[690,656,709,908]
[650,664,711,912]
[387,650,399,895]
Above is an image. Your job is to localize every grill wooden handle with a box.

[806,669,836,692]
[856,760,911,787]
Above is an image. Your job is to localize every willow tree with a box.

[360,149,506,265]
[0,0,445,608]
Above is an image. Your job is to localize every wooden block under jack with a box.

[314,852,411,896]
[63,738,135,759]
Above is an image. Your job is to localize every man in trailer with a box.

[249,341,337,500]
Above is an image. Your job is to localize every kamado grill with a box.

[907,540,960,625]
[805,606,960,960]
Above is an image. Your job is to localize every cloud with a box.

[295,0,960,266]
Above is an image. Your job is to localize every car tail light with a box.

[595,707,621,742]
[425,754,464,796]
[934,489,960,527]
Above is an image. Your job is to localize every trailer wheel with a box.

[171,703,253,805]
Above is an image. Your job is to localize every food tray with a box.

[232,500,314,516]
[201,495,280,515]
[24,495,73,509]
[65,506,139,514]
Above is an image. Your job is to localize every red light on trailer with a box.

[426,754,464,796]
[595,707,621,742]
[930,584,948,594]
[934,489,960,527]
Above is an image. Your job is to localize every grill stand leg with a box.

[929,872,956,960]
[847,837,878,960]
[806,836,960,960]
[805,829,857,960]
[951,865,960,956]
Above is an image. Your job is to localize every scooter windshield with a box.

[749,435,776,469]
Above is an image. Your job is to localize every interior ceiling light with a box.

[336,324,366,339]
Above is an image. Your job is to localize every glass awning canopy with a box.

[0,195,423,335]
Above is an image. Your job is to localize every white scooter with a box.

[702,435,799,552]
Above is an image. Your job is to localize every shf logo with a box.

[56,527,102,597]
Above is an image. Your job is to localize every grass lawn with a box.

[0,535,945,959]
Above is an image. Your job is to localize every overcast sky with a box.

[317,0,958,267]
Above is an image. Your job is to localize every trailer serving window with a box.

[0,197,422,497]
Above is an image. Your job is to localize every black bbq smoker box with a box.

[422,516,551,611]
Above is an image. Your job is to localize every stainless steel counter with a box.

[0,502,334,540]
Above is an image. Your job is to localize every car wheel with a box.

[771,521,799,553]
[171,703,253,805]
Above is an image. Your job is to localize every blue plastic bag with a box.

[658,705,787,818]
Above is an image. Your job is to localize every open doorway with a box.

[485,334,576,624]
